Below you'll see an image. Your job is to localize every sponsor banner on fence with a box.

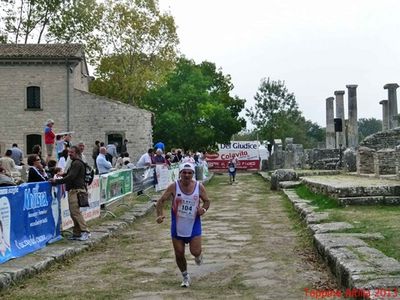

[155,164,170,192]
[0,182,61,264]
[61,176,101,231]
[206,141,260,170]
[100,169,132,205]
[169,163,180,182]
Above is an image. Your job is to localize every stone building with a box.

[0,44,153,165]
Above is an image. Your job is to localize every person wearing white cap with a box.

[155,162,211,288]
[44,119,55,162]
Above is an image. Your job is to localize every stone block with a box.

[279,181,302,189]
[314,234,368,257]
[306,212,330,224]
[308,222,353,234]
[0,273,12,290]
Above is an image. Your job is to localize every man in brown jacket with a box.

[50,145,90,241]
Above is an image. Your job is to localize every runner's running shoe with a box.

[195,254,203,266]
[181,274,191,288]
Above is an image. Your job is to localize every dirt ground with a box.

[1,173,337,300]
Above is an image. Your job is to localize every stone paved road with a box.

[1,173,336,300]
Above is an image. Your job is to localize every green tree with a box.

[0,0,178,106]
[232,129,259,141]
[246,78,323,148]
[358,117,382,141]
[0,0,102,45]
[305,121,325,148]
[143,58,246,150]
[89,0,179,106]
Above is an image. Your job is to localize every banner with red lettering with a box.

[206,141,260,170]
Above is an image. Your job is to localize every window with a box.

[26,134,42,155]
[26,86,41,109]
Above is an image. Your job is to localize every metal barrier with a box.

[132,167,156,201]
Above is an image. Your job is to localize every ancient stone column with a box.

[325,97,335,149]
[334,90,346,148]
[379,100,389,131]
[346,85,358,148]
[384,83,399,129]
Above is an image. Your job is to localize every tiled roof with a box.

[0,44,83,59]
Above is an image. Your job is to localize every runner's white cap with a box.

[179,162,195,173]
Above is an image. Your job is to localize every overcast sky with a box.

[159,0,400,128]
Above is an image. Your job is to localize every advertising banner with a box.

[100,170,132,205]
[155,165,170,192]
[206,141,260,170]
[169,163,180,183]
[0,182,61,264]
[61,176,101,231]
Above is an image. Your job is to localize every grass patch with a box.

[295,184,339,210]
[281,192,314,248]
[293,187,400,261]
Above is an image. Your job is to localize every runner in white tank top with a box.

[156,162,211,288]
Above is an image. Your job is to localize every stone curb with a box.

[0,200,155,291]
[0,173,214,292]
[282,188,400,299]
[258,172,400,299]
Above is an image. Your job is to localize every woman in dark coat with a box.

[27,154,48,182]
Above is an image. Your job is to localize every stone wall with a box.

[357,128,400,175]
[306,148,340,170]
[359,128,400,150]
[357,147,375,174]
[0,64,70,154]
[373,149,397,175]
[0,63,153,165]
[72,89,153,165]
[284,144,305,169]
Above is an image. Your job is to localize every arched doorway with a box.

[107,133,123,154]
[26,134,42,155]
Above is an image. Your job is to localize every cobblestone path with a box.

[2,173,336,300]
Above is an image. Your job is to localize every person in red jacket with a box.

[44,119,56,162]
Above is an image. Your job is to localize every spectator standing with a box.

[63,134,72,150]
[77,142,87,163]
[154,141,165,152]
[0,150,17,176]
[96,147,113,174]
[92,140,100,171]
[65,141,87,173]
[57,149,69,172]
[136,148,154,168]
[172,149,183,163]
[44,119,56,162]
[182,151,195,164]
[32,145,46,168]
[49,146,90,241]
[55,135,65,160]
[152,148,167,164]
[27,154,48,182]
[10,143,23,166]
[120,139,128,155]
[106,142,118,164]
